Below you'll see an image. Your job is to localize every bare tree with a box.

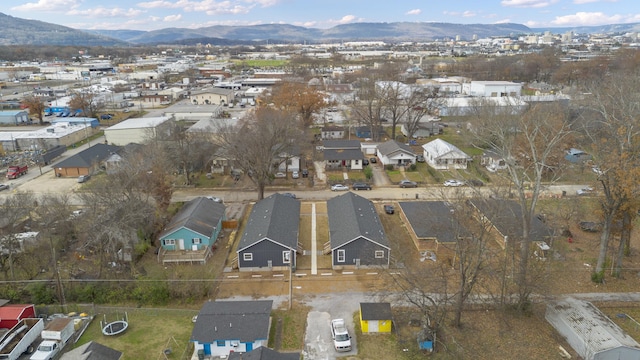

[402,87,442,140]
[580,72,640,281]
[351,77,386,141]
[217,108,301,200]
[68,90,103,117]
[0,192,36,280]
[469,100,573,309]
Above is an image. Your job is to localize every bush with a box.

[364,166,373,180]
[27,283,56,304]
[407,164,417,172]
[591,270,605,284]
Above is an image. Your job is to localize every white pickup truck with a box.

[330,318,352,352]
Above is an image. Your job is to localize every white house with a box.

[422,138,470,170]
[376,140,416,166]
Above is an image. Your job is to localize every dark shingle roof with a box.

[327,192,389,249]
[54,143,121,168]
[468,198,553,241]
[228,347,300,360]
[159,197,226,239]
[323,149,366,161]
[377,140,414,157]
[237,194,300,252]
[322,139,361,150]
[398,201,470,242]
[60,341,122,360]
[360,302,392,321]
[191,300,273,343]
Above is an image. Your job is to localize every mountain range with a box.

[1,12,639,47]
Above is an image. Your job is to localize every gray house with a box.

[0,110,29,125]
[546,298,640,360]
[237,194,300,271]
[229,347,300,360]
[60,341,122,360]
[376,140,416,166]
[326,192,390,269]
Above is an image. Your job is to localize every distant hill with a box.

[95,22,533,45]
[532,22,640,35]
[2,11,639,47]
[0,12,127,46]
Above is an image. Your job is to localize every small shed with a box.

[0,303,36,329]
[546,297,640,360]
[359,302,392,333]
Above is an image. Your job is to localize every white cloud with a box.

[11,0,80,12]
[67,7,145,19]
[501,0,559,8]
[136,0,277,14]
[163,14,182,22]
[462,11,476,18]
[551,11,634,25]
[337,15,357,24]
[495,18,513,24]
[406,9,421,16]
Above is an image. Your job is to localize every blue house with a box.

[237,194,300,272]
[191,300,272,358]
[158,197,226,264]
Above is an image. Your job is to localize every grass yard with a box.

[73,307,198,360]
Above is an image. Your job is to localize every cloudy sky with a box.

[4,0,639,31]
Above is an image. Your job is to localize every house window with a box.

[216,340,225,347]
[375,250,384,259]
[243,253,253,261]
[337,250,345,263]
[193,238,201,244]
[283,251,291,264]
[164,239,175,246]
[355,160,359,165]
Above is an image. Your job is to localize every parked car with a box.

[384,204,395,214]
[370,157,377,163]
[77,174,91,183]
[292,171,300,179]
[301,169,309,178]
[331,184,349,191]
[282,193,297,199]
[399,180,418,188]
[416,155,425,162]
[579,221,602,232]
[206,196,223,203]
[352,182,372,190]
[274,172,286,178]
[576,187,594,196]
[0,184,8,191]
[100,114,113,120]
[443,179,464,187]
[362,159,369,166]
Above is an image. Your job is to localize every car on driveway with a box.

[416,154,425,162]
[77,174,91,183]
[292,171,299,179]
[0,184,8,191]
[369,157,377,163]
[331,184,349,191]
[274,172,286,178]
[352,182,372,190]
[384,204,395,214]
[399,180,418,188]
[443,179,464,187]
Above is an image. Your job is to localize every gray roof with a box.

[322,139,361,150]
[228,347,300,360]
[191,300,273,343]
[377,140,415,157]
[60,341,122,360]
[323,148,366,161]
[360,302,392,321]
[327,192,389,249]
[468,198,553,241]
[237,194,300,252]
[159,197,226,239]
[54,143,121,169]
[398,201,470,242]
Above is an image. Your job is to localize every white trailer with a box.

[0,318,45,360]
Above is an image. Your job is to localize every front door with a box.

[178,239,185,250]
[245,342,253,352]
[355,259,360,268]
[369,320,379,332]
[203,343,211,355]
